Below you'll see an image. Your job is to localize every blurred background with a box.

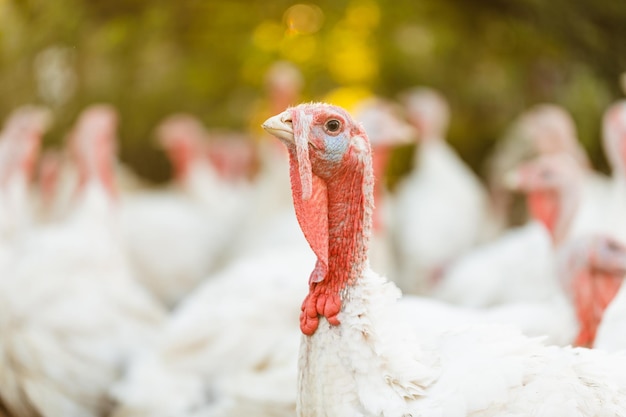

[1,0,625,181]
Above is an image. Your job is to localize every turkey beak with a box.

[502,168,522,190]
[262,111,294,144]
[598,241,626,277]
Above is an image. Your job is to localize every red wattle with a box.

[573,270,623,348]
[527,190,559,238]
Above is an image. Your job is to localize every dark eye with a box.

[325,119,342,133]
[540,169,553,179]
[606,240,621,252]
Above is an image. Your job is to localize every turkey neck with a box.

[326,161,373,293]
[573,269,623,347]
[299,150,374,336]
[527,184,579,245]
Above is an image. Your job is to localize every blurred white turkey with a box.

[234,61,309,256]
[486,103,609,229]
[392,87,494,294]
[0,106,51,241]
[264,102,626,417]
[120,114,250,307]
[0,105,165,417]
[432,153,585,307]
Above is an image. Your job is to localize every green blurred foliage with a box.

[0,0,624,181]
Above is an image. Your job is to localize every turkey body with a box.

[393,139,492,294]
[432,222,558,307]
[111,247,314,417]
[120,163,250,307]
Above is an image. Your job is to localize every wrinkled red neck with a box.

[299,154,373,336]
[76,136,117,199]
[372,145,391,233]
[0,134,40,186]
[168,145,196,183]
[573,269,623,347]
[526,188,576,244]
[527,190,559,238]
[39,164,60,205]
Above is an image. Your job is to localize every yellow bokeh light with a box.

[345,0,380,31]
[252,21,284,52]
[323,86,374,113]
[280,34,317,64]
[326,35,378,84]
[283,4,324,35]
[394,24,434,57]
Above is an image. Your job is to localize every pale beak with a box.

[395,123,418,145]
[597,239,626,277]
[262,111,294,144]
[502,168,522,190]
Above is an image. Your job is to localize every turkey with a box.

[0,105,165,417]
[0,106,51,241]
[110,99,416,417]
[234,61,309,256]
[120,114,250,307]
[392,87,494,294]
[432,153,585,307]
[485,103,603,227]
[264,102,626,417]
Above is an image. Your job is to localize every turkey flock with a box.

[1,62,626,417]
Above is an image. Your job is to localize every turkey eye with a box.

[541,170,553,179]
[325,119,341,133]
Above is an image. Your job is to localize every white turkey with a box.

[0,105,165,417]
[484,103,604,227]
[263,102,626,417]
[233,61,309,256]
[120,114,250,307]
[392,87,494,294]
[110,99,417,417]
[0,106,51,241]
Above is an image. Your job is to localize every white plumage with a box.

[392,88,494,294]
[433,222,558,306]
[0,106,50,241]
[0,106,164,417]
[111,247,313,417]
[299,268,626,417]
